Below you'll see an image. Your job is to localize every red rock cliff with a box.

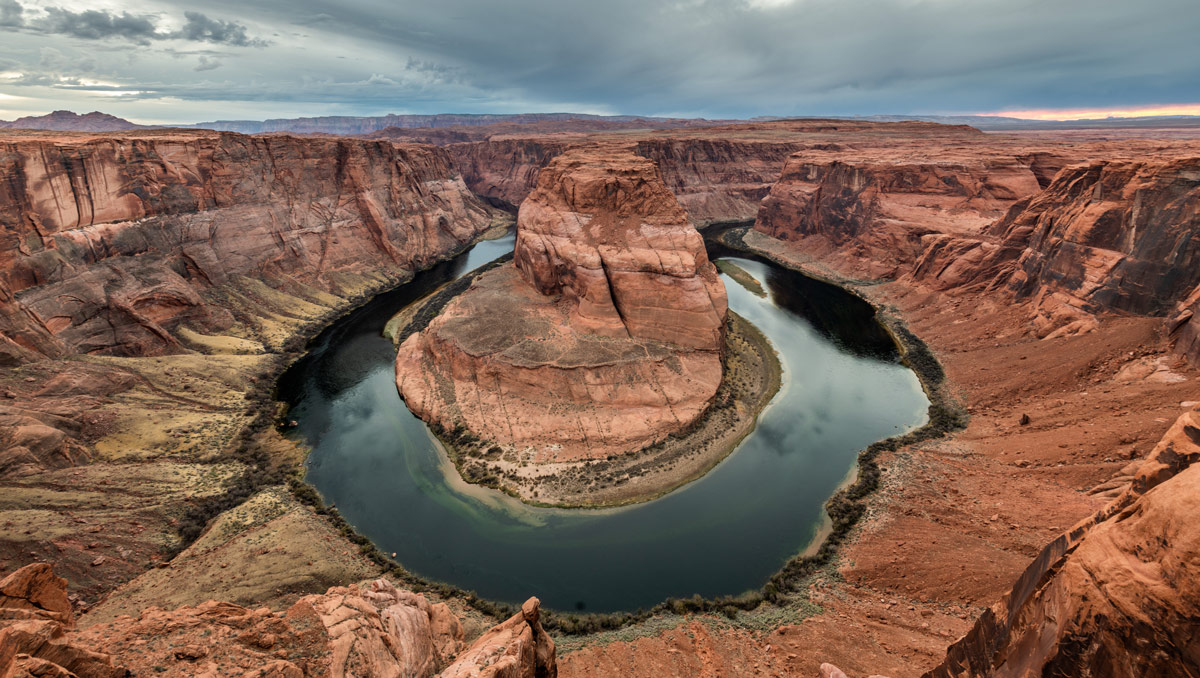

[754,153,1042,278]
[396,147,728,461]
[0,130,496,362]
[447,136,808,226]
[913,158,1200,338]
[513,149,727,350]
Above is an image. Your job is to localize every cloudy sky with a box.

[0,0,1197,123]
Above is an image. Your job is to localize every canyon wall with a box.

[395,147,728,461]
[0,131,497,363]
[754,148,1200,342]
[913,158,1200,337]
[1170,284,1200,366]
[754,153,1042,278]
[447,137,808,226]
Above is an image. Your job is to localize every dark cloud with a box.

[173,11,267,47]
[0,2,267,47]
[0,0,22,27]
[33,7,160,44]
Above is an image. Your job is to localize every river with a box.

[278,230,928,613]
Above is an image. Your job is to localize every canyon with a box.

[1,118,1198,677]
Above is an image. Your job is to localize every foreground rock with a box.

[925,405,1200,677]
[396,147,728,463]
[440,598,556,678]
[0,562,554,678]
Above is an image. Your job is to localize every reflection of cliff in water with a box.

[277,255,470,403]
[704,239,897,361]
[762,267,897,360]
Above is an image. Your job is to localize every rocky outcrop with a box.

[0,564,554,678]
[440,598,555,678]
[755,155,1041,278]
[512,149,727,350]
[396,147,728,461]
[0,564,74,625]
[0,130,497,362]
[925,406,1200,678]
[0,564,122,678]
[1170,283,1200,366]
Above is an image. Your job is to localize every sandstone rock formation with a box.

[0,130,497,363]
[0,564,124,678]
[0,563,554,678]
[396,147,728,461]
[0,564,73,625]
[925,406,1200,678]
[440,597,555,678]
[755,153,1041,279]
[915,159,1200,338]
[1170,283,1200,366]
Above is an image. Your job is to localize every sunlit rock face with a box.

[396,147,728,461]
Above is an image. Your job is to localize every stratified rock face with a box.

[396,148,728,460]
[925,407,1200,678]
[914,159,1200,338]
[513,149,727,350]
[0,131,495,362]
[448,139,571,209]
[448,137,806,226]
[632,139,806,226]
[980,159,1200,337]
[755,156,1041,278]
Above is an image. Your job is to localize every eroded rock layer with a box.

[754,153,1042,278]
[0,130,496,363]
[396,147,728,460]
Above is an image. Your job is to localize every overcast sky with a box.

[0,0,1197,123]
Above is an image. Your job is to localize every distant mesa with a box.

[0,110,144,132]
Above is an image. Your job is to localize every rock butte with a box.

[2,119,1200,677]
[396,147,728,461]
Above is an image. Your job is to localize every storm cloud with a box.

[0,2,267,46]
[0,0,1196,123]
